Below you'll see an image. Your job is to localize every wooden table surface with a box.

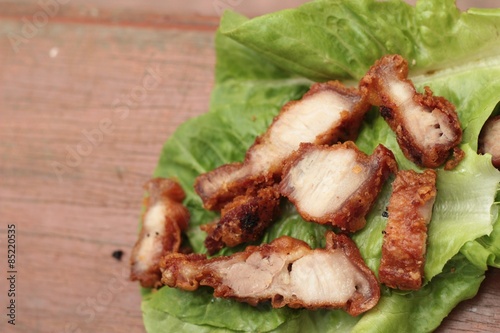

[1,1,499,332]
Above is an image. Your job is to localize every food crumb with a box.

[49,47,59,58]
[112,249,124,261]
[352,165,363,174]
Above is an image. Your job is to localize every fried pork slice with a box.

[479,115,500,169]
[203,186,281,255]
[359,54,463,169]
[130,178,190,288]
[379,169,437,290]
[279,142,397,232]
[195,81,370,210]
[161,231,380,316]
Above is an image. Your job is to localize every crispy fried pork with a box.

[479,115,500,169]
[130,178,190,288]
[161,231,380,316]
[359,54,463,169]
[195,81,371,210]
[279,142,397,232]
[203,186,281,255]
[379,169,437,290]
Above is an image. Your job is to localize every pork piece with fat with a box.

[195,81,371,210]
[279,142,398,232]
[161,231,380,316]
[360,54,463,169]
[130,178,190,288]
[379,169,437,290]
[202,186,281,255]
[479,115,500,169]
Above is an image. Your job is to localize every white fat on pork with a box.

[211,249,371,305]
[249,91,354,173]
[359,54,462,169]
[160,232,380,315]
[387,79,455,147]
[281,148,367,218]
[134,203,167,272]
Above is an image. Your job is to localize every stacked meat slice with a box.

[196,81,371,253]
[195,81,370,210]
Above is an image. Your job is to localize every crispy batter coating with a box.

[479,115,500,169]
[130,178,190,288]
[195,81,370,211]
[379,169,437,290]
[360,54,463,169]
[279,142,397,232]
[202,186,281,255]
[161,232,380,316]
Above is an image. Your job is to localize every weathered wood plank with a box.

[0,2,499,332]
[0,15,215,333]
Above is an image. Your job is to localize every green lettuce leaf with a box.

[351,254,485,333]
[425,147,500,278]
[352,145,500,281]
[143,305,231,333]
[141,0,500,332]
[461,195,500,270]
[142,286,294,332]
[220,0,500,82]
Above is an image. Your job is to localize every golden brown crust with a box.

[194,162,271,212]
[130,178,190,288]
[444,146,466,170]
[203,186,281,255]
[279,142,398,232]
[359,54,463,168]
[161,231,380,316]
[379,169,437,290]
[194,81,370,211]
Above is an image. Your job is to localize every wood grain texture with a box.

[0,2,499,333]
[0,5,215,332]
